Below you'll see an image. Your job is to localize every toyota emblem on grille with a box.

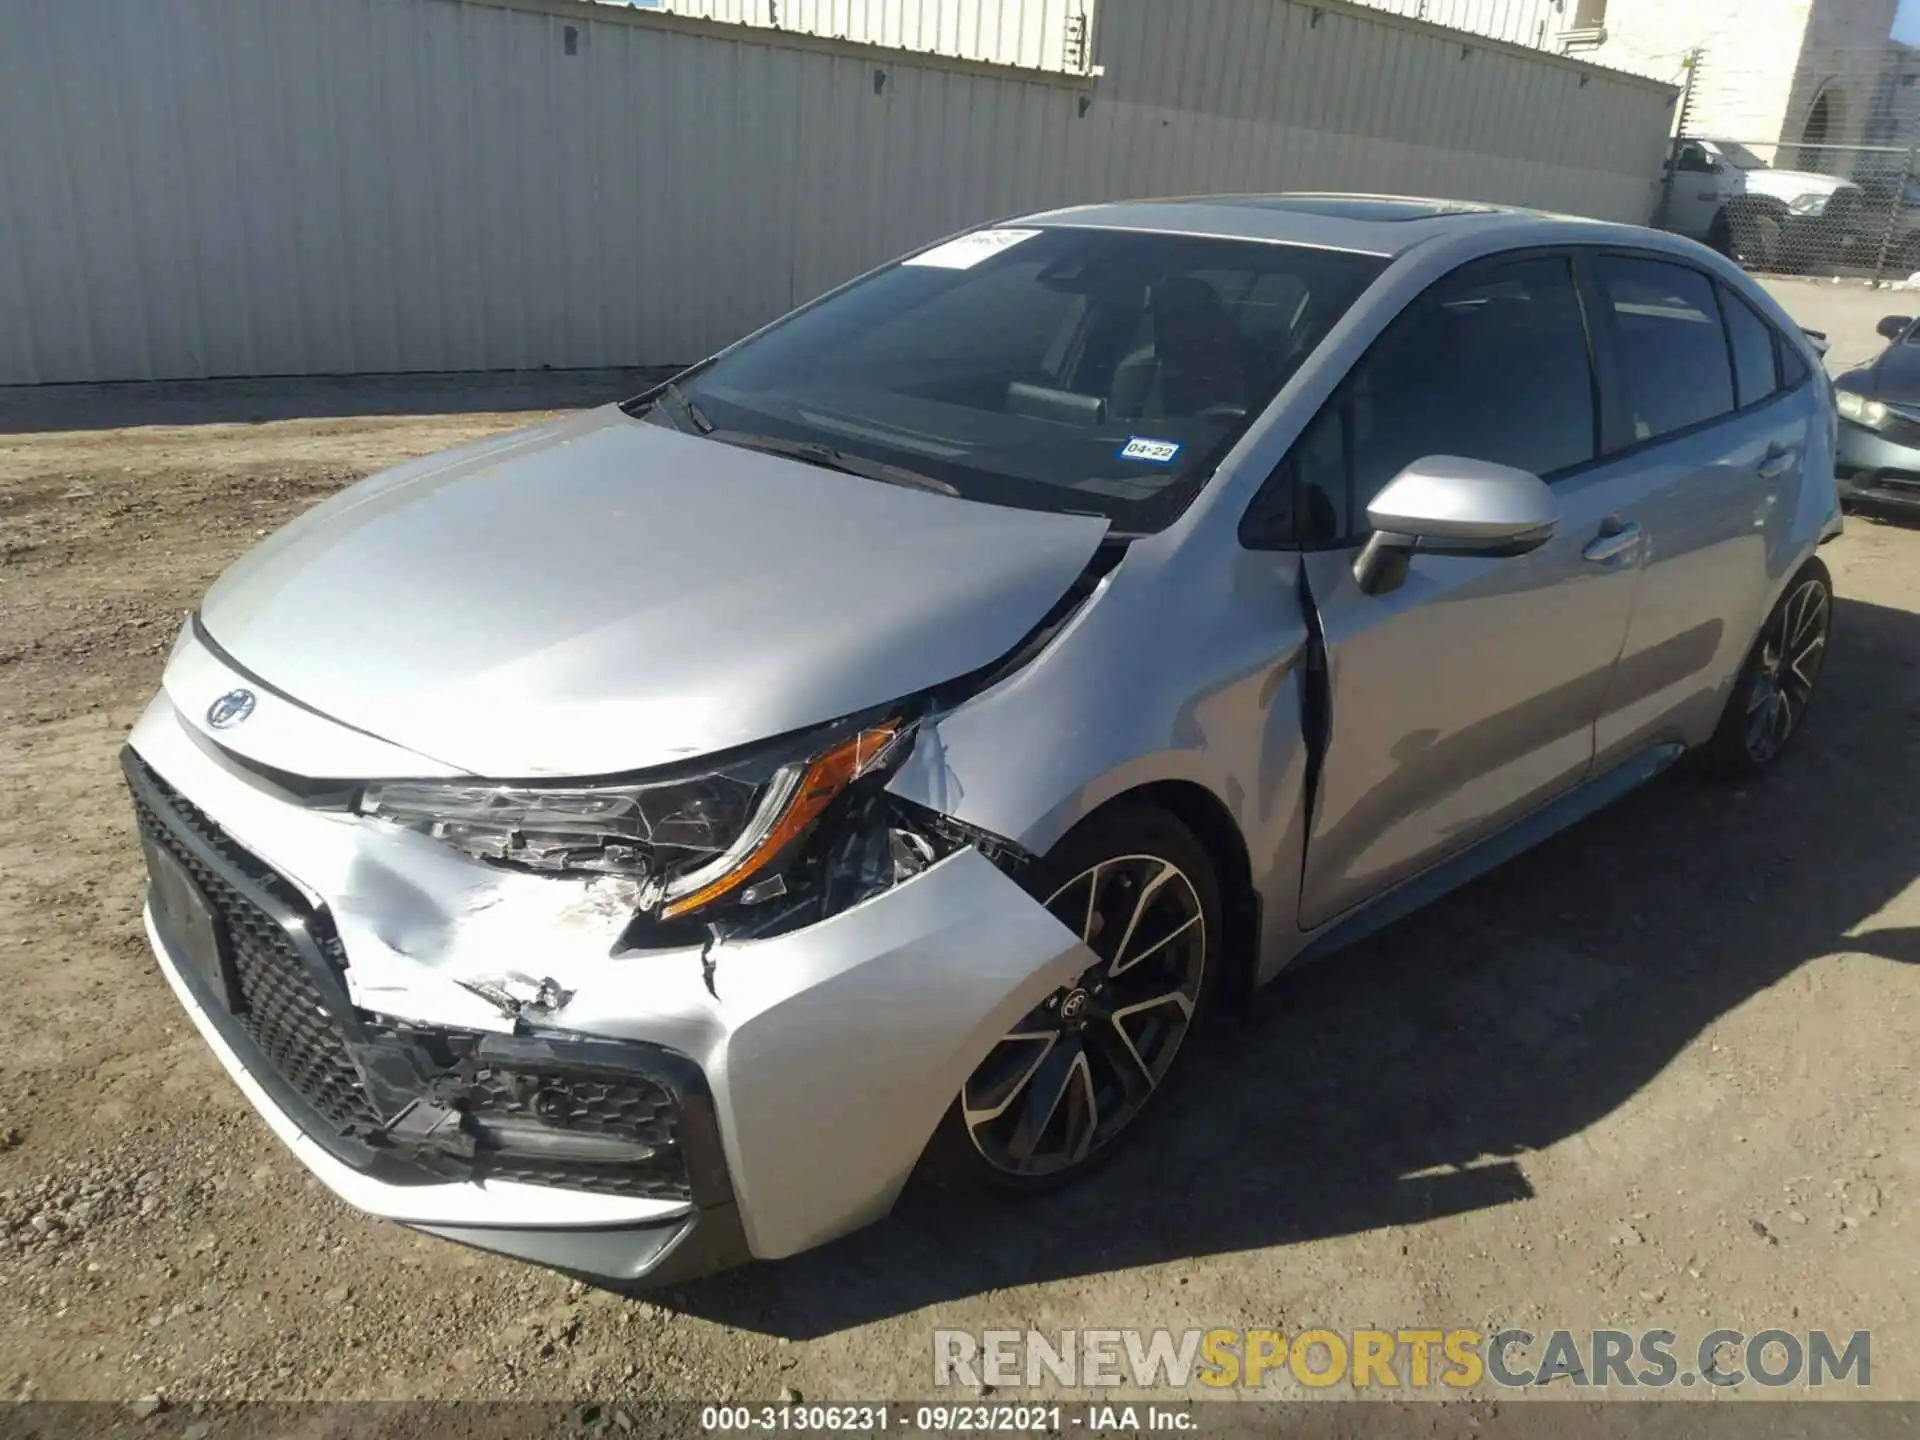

[206,688,256,729]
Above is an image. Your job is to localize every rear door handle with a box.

[1583,521,1641,564]
[1758,444,1799,480]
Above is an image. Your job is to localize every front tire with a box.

[924,804,1223,1194]
[1711,207,1782,271]
[1700,560,1832,776]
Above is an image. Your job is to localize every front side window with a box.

[1277,255,1597,544]
[1675,143,1715,174]
[1593,255,1735,443]
[633,228,1385,534]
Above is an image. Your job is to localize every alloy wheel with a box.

[1743,576,1829,765]
[962,855,1207,1178]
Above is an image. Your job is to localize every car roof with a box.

[1014,192,1601,258]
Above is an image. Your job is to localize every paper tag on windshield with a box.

[904,229,1041,270]
[1120,437,1182,464]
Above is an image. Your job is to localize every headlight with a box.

[1837,390,1891,429]
[360,716,914,921]
[1789,193,1830,216]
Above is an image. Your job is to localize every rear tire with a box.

[1699,559,1832,777]
[921,804,1223,1195]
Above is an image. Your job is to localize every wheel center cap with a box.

[1059,988,1092,1024]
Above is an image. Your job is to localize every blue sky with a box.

[1900,0,1920,44]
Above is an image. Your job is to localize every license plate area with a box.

[142,836,236,1012]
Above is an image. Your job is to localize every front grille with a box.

[127,754,700,1203]
[130,774,381,1136]
[1826,190,1867,228]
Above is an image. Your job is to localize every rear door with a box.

[1581,253,1799,763]
[1290,253,1646,928]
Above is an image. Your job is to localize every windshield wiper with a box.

[652,381,715,435]
[705,431,960,497]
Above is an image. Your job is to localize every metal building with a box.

[0,0,1677,384]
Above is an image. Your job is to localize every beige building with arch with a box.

[1562,0,1902,152]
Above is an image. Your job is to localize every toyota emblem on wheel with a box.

[205,689,256,729]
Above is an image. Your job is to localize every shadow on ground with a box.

[656,592,1920,1338]
[0,368,676,433]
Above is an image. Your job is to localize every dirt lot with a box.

[0,376,1916,1408]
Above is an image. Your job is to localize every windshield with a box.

[628,227,1386,533]
[1714,141,1770,171]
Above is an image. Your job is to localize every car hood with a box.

[1740,169,1857,202]
[199,406,1109,777]
[1863,342,1920,403]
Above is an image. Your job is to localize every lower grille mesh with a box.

[466,1065,690,1200]
[131,778,380,1136]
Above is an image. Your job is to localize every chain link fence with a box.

[1656,136,1920,284]
[626,0,1096,73]
[1338,0,1576,51]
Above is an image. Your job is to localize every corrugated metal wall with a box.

[0,0,1676,384]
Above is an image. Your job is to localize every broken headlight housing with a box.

[358,715,916,922]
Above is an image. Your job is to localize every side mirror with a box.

[1877,315,1912,341]
[1353,456,1557,596]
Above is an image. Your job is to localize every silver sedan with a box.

[126,195,1842,1286]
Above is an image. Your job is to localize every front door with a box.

[1664,141,1727,242]
[1290,254,1644,929]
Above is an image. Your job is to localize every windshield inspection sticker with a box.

[1120,436,1183,464]
[903,228,1041,270]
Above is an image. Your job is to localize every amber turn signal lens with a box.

[660,720,905,920]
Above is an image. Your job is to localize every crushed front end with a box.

[124,628,1093,1285]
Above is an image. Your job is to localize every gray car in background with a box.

[126,196,1842,1287]
[1834,311,1920,516]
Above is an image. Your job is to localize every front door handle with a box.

[1583,520,1642,564]
[1758,443,1799,480]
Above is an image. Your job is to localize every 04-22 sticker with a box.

[1119,437,1182,464]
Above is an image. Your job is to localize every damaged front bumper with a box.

[126,690,1093,1286]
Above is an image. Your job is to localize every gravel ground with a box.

[0,377,1916,1407]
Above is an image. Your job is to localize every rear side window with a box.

[1273,255,1597,544]
[1778,336,1812,388]
[1720,284,1781,409]
[1593,256,1735,442]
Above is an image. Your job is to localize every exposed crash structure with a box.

[128,588,1077,1281]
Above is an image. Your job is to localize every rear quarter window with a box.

[1719,284,1784,409]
